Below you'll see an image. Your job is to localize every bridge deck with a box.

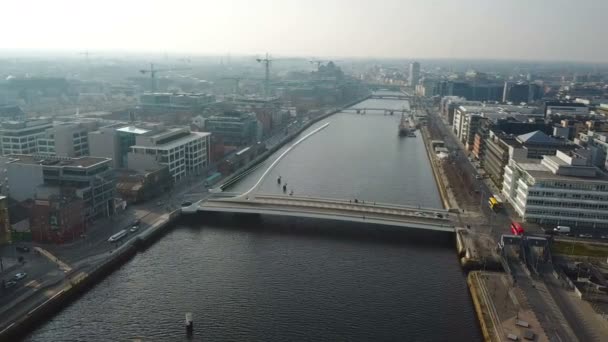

[195,194,454,232]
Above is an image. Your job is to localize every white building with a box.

[36,123,91,157]
[502,150,608,229]
[0,119,53,155]
[453,105,501,149]
[576,131,608,169]
[544,101,589,117]
[126,127,210,182]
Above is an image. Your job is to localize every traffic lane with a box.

[0,256,56,306]
[48,209,164,264]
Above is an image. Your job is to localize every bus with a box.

[510,222,524,236]
[108,229,128,242]
[488,197,501,211]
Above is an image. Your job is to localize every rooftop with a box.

[117,126,151,135]
[6,154,111,168]
[545,101,588,108]
[517,130,558,145]
[130,131,210,150]
[518,158,608,183]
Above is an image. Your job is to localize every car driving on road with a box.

[12,272,27,281]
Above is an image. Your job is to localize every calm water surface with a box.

[27,95,481,341]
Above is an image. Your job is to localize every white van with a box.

[553,226,571,234]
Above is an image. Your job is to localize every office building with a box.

[408,62,420,87]
[576,131,608,169]
[205,111,260,147]
[0,118,53,155]
[127,127,210,182]
[5,154,115,219]
[502,81,542,104]
[37,123,91,157]
[139,92,215,112]
[481,129,570,189]
[440,97,481,124]
[502,150,608,229]
[544,101,589,117]
[453,105,502,149]
[436,80,503,102]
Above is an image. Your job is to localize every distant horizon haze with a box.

[2,0,607,63]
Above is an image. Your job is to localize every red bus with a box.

[510,222,524,236]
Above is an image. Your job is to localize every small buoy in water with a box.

[185,312,193,335]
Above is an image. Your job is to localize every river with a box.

[26,93,481,341]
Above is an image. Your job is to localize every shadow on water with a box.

[178,212,455,249]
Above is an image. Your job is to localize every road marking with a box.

[24,280,41,289]
[33,247,72,273]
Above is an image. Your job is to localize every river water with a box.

[27,94,481,341]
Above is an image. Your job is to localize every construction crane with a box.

[256,53,272,99]
[79,51,93,65]
[139,63,192,91]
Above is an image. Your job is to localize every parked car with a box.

[12,272,27,281]
[4,280,17,288]
[129,225,139,233]
[475,174,482,180]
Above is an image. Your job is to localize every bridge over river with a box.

[183,194,454,232]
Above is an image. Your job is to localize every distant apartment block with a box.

[502,81,542,104]
[408,62,420,87]
[544,101,589,117]
[205,111,260,147]
[139,92,215,112]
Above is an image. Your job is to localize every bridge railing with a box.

[210,193,447,215]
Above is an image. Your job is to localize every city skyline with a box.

[2,0,608,63]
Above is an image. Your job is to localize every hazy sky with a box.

[3,0,607,62]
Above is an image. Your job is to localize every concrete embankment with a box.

[0,210,182,341]
[419,125,451,210]
[468,271,497,342]
[220,95,371,190]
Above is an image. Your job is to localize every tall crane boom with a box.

[256,53,272,99]
[139,63,192,91]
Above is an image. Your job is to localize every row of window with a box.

[526,217,608,229]
[525,209,608,220]
[534,182,608,191]
[527,191,607,201]
[527,199,608,209]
